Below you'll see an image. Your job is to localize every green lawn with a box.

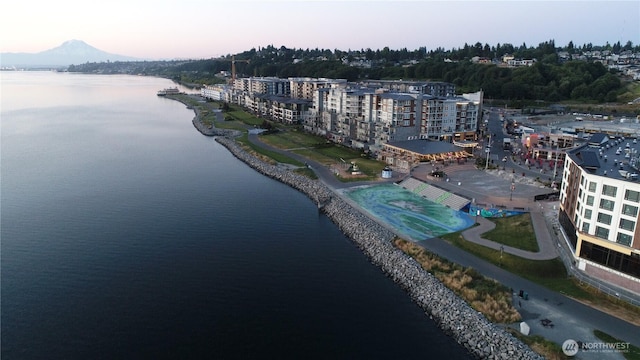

[594,329,640,360]
[483,213,539,252]
[213,119,249,131]
[236,134,305,166]
[441,232,594,299]
[259,129,326,149]
[224,110,264,126]
[292,147,385,181]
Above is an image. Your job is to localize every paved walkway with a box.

[241,129,640,353]
[462,211,558,260]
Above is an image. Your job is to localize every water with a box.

[1,72,472,359]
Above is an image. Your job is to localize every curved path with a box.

[462,209,558,260]
[243,130,640,353]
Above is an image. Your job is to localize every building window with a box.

[584,209,592,219]
[616,233,632,246]
[623,204,638,217]
[588,181,597,192]
[586,195,594,206]
[599,199,614,211]
[581,222,590,233]
[625,189,640,202]
[602,185,617,197]
[597,212,612,225]
[619,218,635,232]
[595,226,609,240]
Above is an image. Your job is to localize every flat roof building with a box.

[559,133,640,294]
[379,139,474,171]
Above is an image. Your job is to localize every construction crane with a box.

[222,55,250,83]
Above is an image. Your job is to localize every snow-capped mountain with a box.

[1,40,141,68]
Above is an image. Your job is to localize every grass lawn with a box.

[594,329,640,360]
[442,231,640,323]
[312,146,387,174]
[225,110,263,126]
[442,232,593,298]
[236,134,305,166]
[213,119,249,131]
[483,213,539,252]
[259,129,326,149]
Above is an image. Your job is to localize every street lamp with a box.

[552,142,560,180]
[510,181,515,201]
[485,135,492,170]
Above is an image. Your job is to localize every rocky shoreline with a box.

[179,96,543,359]
[213,135,542,360]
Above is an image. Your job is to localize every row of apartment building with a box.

[201,77,482,156]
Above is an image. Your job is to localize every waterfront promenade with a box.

[178,95,639,357]
[241,131,640,356]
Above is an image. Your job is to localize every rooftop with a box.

[567,133,640,181]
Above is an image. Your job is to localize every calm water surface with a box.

[1,72,472,359]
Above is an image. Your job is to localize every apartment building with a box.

[251,77,290,96]
[289,77,347,100]
[359,80,455,97]
[559,133,640,293]
[304,85,481,154]
[217,77,480,156]
[201,84,230,102]
[370,92,420,147]
[232,77,290,96]
[246,93,311,124]
[420,96,479,142]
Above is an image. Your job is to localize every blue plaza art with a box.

[344,183,475,240]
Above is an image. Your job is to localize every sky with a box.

[1,0,638,59]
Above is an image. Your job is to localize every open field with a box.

[259,129,326,149]
[482,213,539,252]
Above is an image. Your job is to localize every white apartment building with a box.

[289,77,347,100]
[212,77,480,155]
[232,77,290,96]
[304,84,481,154]
[420,96,480,142]
[201,85,229,102]
[559,133,640,293]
